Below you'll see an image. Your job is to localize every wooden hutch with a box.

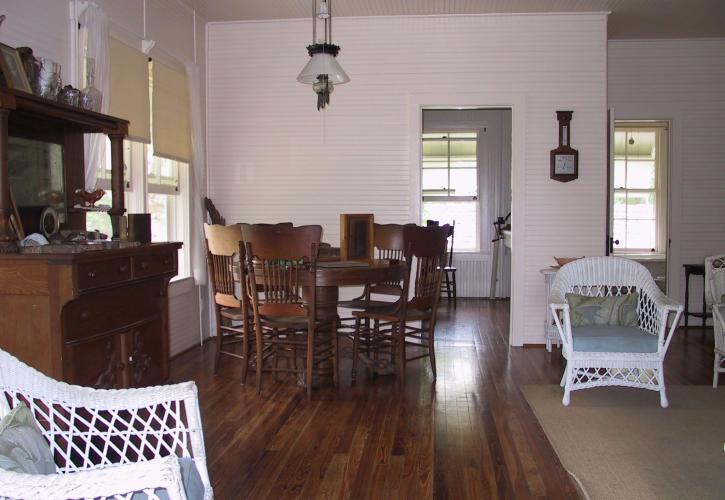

[0,88,179,388]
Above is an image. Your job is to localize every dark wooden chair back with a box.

[371,223,414,296]
[204,197,226,225]
[446,221,455,268]
[238,222,293,242]
[404,224,450,312]
[204,223,243,308]
[244,225,322,318]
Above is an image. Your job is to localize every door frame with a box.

[408,92,526,346]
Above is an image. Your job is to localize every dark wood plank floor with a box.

[170,299,714,499]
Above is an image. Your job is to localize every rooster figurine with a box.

[74,188,105,207]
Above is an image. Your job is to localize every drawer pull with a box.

[163,258,171,266]
[118,265,128,273]
[140,262,149,270]
[87,270,96,279]
[80,311,90,320]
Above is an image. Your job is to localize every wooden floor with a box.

[170,300,715,499]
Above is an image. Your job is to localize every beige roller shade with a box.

[152,61,191,163]
[109,38,151,143]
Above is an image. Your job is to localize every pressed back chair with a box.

[204,223,255,384]
[244,224,338,399]
[426,219,457,306]
[351,224,449,383]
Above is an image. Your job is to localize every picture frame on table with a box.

[0,42,32,92]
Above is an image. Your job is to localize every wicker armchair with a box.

[705,254,725,387]
[548,257,683,408]
[0,349,212,499]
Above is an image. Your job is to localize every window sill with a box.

[614,253,666,262]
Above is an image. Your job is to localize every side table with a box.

[541,267,560,351]
[683,263,711,327]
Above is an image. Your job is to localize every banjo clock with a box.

[550,110,578,182]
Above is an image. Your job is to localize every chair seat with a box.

[443,266,456,272]
[220,307,243,321]
[338,299,396,310]
[572,325,659,353]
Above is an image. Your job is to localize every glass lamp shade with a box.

[297,53,350,84]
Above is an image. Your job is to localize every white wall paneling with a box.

[207,13,608,345]
[608,39,725,323]
[0,2,73,84]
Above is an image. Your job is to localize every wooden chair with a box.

[243,224,338,399]
[204,223,254,384]
[204,197,225,225]
[351,224,449,383]
[426,219,458,306]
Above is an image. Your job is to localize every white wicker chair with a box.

[0,348,212,499]
[548,256,683,408]
[705,254,725,388]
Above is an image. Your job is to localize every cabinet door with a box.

[63,335,125,389]
[124,319,167,388]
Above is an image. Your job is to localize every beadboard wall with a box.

[0,0,207,356]
[608,39,725,322]
[207,13,608,345]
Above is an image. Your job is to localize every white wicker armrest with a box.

[0,455,186,500]
[714,304,725,325]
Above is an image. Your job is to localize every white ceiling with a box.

[196,0,725,39]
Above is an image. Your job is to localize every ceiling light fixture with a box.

[297,0,349,111]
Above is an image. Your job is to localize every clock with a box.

[550,110,578,182]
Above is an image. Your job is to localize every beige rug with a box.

[521,385,725,500]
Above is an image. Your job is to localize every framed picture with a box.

[0,42,32,92]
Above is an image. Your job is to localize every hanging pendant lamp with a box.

[297,0,349,110]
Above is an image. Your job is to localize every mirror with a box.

[340,213,374,261]
[8,137,66,235]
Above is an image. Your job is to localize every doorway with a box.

[608,121,670,292]
[419,108,513,299]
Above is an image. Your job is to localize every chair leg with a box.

[713,352,721,388]
[562,368,572,406]
[332,320,339,388]
[451,270,457,308]
[255,324,263,395]
[213,313,224,374]
[240,323,249,386]
[306,326,314,400]
[560,364,568,387]
[427,320,437,379]
[444,272,452,301]
[351,316,361,382]
[396,321,406,385]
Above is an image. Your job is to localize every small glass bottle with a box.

[80,57,102,112]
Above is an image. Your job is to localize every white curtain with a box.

[185,61,213,342]
[79,2,110,190]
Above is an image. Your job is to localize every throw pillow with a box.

[566,292,639,327]
[0,402,56,474]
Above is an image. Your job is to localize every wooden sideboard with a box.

[0,242,180,388]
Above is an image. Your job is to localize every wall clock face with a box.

[554,153,576,174]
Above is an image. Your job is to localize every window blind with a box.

[109,38,151,143]
[152,61,191,163]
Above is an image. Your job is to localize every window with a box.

[86,50,192,280]
[87,141,191,279]
[421,132,478,251]
[612,124,668,254]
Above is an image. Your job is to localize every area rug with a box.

[521,385,725,500]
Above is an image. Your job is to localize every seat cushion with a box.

[131,457,205,500]
[571,325,658,353]
[566,293,638,327]
[0,402,56,475]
